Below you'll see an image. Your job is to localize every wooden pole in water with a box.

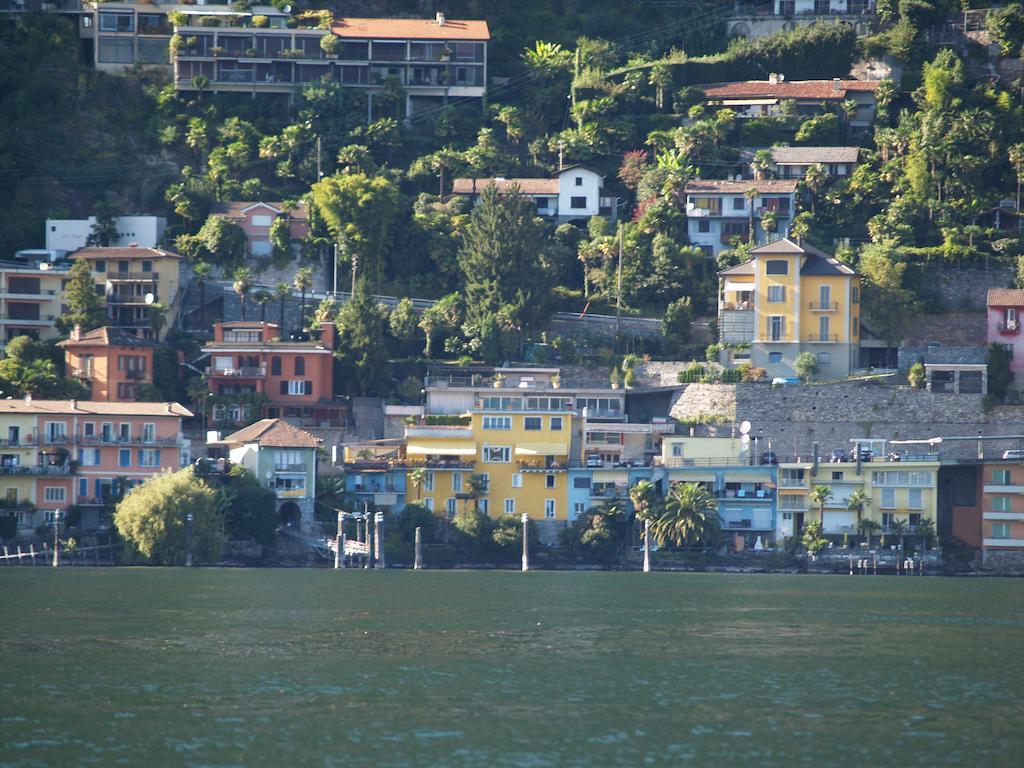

[29,543,36,565]
[52,509,60,568]
[643,519,651,573]
[16,545,23,564]
[521,513,530,572]
[414,526,423,570]
[335,511,343,569]
[375,512,384,569]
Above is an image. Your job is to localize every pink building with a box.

[207,201,310,258]
[987,288,1024,385]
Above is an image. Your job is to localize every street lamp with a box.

[186,512,194,567]
[52,508,62,568]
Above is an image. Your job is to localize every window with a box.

[139,449,161,467]
[819,316,830,341]
[119,449,131,468]
[285,380,312,395]
[504,499,516,515]
[696,219,711,234]
[573,502,586,516]
[571,196,587,209]
[546,474,556,489]
[768,316,785,341]
[766,260,788,275]
[831,471,844,480]
[769,352,783,364]
[993,497,1012,512]
[483,416,511,430]
[524,417,542,431]
[251,214,273,227]
[852,317,859,337]
[98,37,134,64]
[671,443,683,457]
[575,176,583,186]
[78,449,101,466]
[908,489,923,509]
[294,356,305,375]
[767,285,786,303]
[573,477,591,489]
[733,197,745,210]
[819,285,831,307]
[881,488,895,509]
[550,417,563,431]
[271,357,282,376]
[817,353,831,365]
[536,199,550,212]
[99,12,133,32]
[423,472,434,492]
[44,487,66,502]
[137,13,167,35]
[422,498,434,511]
[446,498,457,516]
[511,473,523,488]
[991,523,1011,539]
[118,423,131,442]
[95,261,106,273]
[545,499,556,519]
[452,473,463,492]
[142,423,155,444]
[852,286,860,304]
[274,450,303,470]
[479,499,489,515]
[992,470,1011,485]
[482,446,511,463]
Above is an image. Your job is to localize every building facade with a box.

[58,326,156,402]
[45,215,166,256]
[742,146,860,179]
[684,179,798,257]
[207,201,309,258]
[718,238,861,378]
[980,459,1024,567]
[725,1,876,40]
[0,256,70,350]
[987,288,1024,389]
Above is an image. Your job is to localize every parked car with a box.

[1003,449,1024,460]
[585,455,604,468]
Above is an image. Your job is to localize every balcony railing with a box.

[809,302,839,311]
[125,369,147,381]
[106,272,158,281]
[108,295,154,305]
[71,367,93,379]
[0,465,71,476]
[717,488,774,500]
[806,333,840,343]
[998,320,1020,335]
[412,459,475,470]
[206,366,267,378]
[74,435,181,446]
[274,463,307,473]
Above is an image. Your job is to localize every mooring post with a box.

[335,511,344,570]
[643,519,651,573]
[849,553,853,575]
[414,526,423,570]
[51,509,60,568]
[16,545,23,565]
[521,513,530,572]
[374,511,385,569]
[29,544,36,565]
[872,555,877,575]
[185,512,193,568]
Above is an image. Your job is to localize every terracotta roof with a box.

[749,238,856,275]
[988,288,1024,306]
[685,179,799,194]
[332,17,490,41]
[208,201,309,221]
[451,178,559,195]
[0,399,191,416]
[718,260,755,276]
[221,418,321,448]
[700,79,879,101]
[70,246,181,260]
[57,327,154,348]
[771,146,860,165]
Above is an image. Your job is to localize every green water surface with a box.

[1,569,1022,767]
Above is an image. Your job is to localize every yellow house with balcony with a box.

[718,238,861,378]
[0,257,72,351]
[0,413,41,525]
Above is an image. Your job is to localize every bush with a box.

[221,479,277,546]
[908,362,926,389]
[794,351,818,380]
[677,363,706,383]
[0,513,16,541]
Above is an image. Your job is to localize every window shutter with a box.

[280,381,288,395]
[305,380,313,395]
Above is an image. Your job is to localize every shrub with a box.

[908,362,926,389]
[794,351,818,381]
[677,363,706,384]
[741,366,766,383]
[251,15,268,27]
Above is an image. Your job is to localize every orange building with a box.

[58,326,155,402]
[981,459,1024,568]
[201,320,345,429]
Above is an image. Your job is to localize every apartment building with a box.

[725,1,876,40]
[201,320,344,430]
[172,13,489,118]
[980,459,1024,567]
[987,288,1024,390]
[57,326,155,402]
[207,201,309,258]
[451,166,618,224]
[46,215,166,256]
[69,246,183,341]
[684,179,798,257]
[0,399,192,533]
[217,418,321,532]
[718,238,861,378]
[0,257,70,349]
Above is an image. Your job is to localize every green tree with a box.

[801,520,828,557]
[857,517,881,549]
[859,241,916,346]
[663,297,693,352]
[846,488,870,532]
[334,287,388,396]
[809,484,833,526]
[389,297,418,347]
[293,266,313,331]
[750,149,775,180]
[419,292,463,358]
[197,215,247,270]
[648,482,720,548]
[908,362,926,389]
[58,258,106,335]
[407,467,427,500]
[794,351,818,380]
[0,336,86,399]
[457,183,549,362]
[86,206,118,247]
[232,266,253,321]
[219,468,278,545]
[988,342,1014,400]
[253,289,272,322]
[113,468,226,565]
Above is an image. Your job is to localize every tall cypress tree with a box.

[335,285,389,396]
[58,258,107,334]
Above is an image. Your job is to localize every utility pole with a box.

[316,135,323,181]
[643,519,651,573]
[521,513,530,572]
[335,510,344,569]
[185,512,193,567]
[52,509,61,568]
[615,223,623,338]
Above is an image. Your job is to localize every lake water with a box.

[1,569,1022,767]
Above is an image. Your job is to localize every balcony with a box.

[408,458,475,470]
[74,434,182,447]
[809,302,839,312]
[108,294,154,306]
[0,465,71,476]
[71,367,93,379]
[998,320,1020,335]
[206,365,267,378]
[0,289,57,300]
[125,369,147,381]
[106,272,158,282]
[806,333,840,343]
[717,488,774,500]
[274,463,307,473]
[590,487,627,499]
[0,314,55,325]
[779,476,809,489]
[518,460,569,472]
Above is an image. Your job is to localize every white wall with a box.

[45,215,167,254]
[557,167,602,219]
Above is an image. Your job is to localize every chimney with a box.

[832,77,842,92]
[24,393,31,403]
[436,11,445,26]
[166,403,173,414]
[71,324,82,341]
[768,72,779,85]
[70,399,77,410]
[319,320,336,349]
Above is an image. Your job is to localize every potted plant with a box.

[244,47,257,57]
[209,46,226,57]
[610,366,622,390]
[550,373,561,389]
[492,373,505,388]
[252,15,268,28]
[168,10,189,28]
[320,34,339,58]
[623,366,636,389]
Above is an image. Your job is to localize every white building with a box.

[684,179,798,257]
[45,215,167,257]
[725,1,875,40]
[742,146,860,179]
[451,166,617,224]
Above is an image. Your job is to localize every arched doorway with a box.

[279,501,302,530]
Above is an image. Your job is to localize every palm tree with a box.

[744,187,759,244]
[917,518,936,554]
[629,479,659,547]
[648,482,720,548]
[1009,143,1024,212]
[232,266,253,320]
[193,261,212,329]
[274,282,290,334]
[846,488,870,529]
[253,290,272,322]
[408,467,427,500]
[648,62,672,111]
[803,163,828,214]
[294,266,313,334]
[890,517,908,568]
[809,484,833,527]
[857,518,880,549]
[750,149,775,180]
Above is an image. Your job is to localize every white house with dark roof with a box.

[684,179,799,257]
[741,147,861,179]
[451,166,618,224]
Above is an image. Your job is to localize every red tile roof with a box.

[685,179,799,194]
[452,178,559,195]
[700,79,879,101]
[988,288,1024,306]
[208,201,309,221]
[57,327,154,348]
[71,246,181,260]
[221,418,321,448]
[0,399,191,416]
[332,17,490,41]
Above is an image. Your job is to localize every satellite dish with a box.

[740,434,751,446]
[265,470,273,480]
[144,292,155,305]
[739,420,751,435]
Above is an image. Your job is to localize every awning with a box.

[515,443,568,457]
[669,470,717,482]
[406,443,476,457]
[592,470,629,483]
[723,280,754,294]
[719,98,779,106]
[725,469,774,483]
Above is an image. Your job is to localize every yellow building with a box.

[0,257,72,350]
[718,237,861,379]
[69,246,183,341]
[778,442,939,544]
[0,413,41,522]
